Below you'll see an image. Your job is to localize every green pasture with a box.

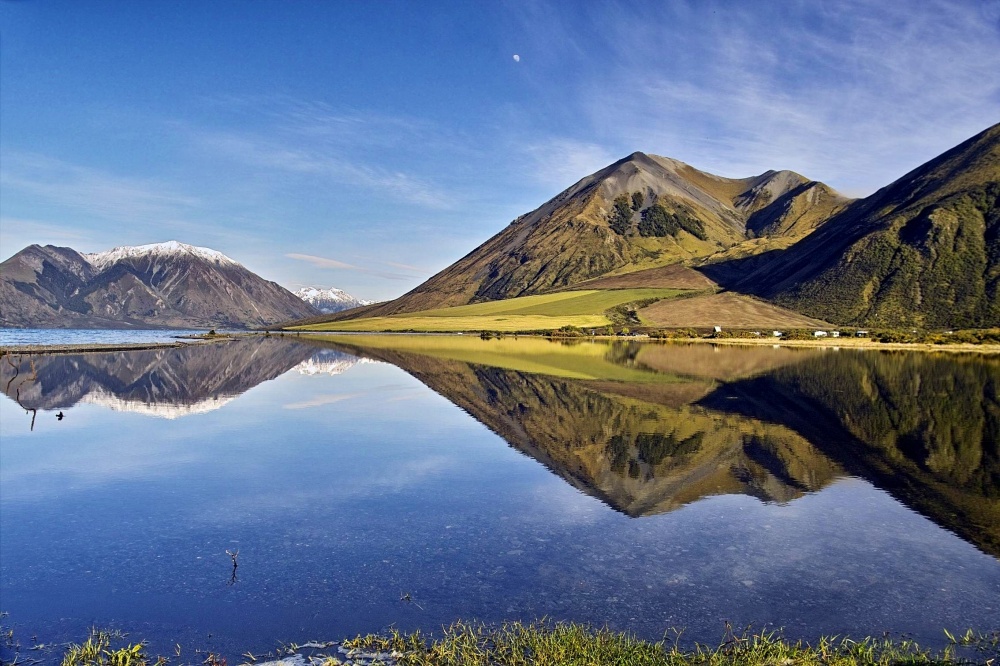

[292,288,686,333]
[294,314,607,333]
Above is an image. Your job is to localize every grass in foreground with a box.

[342,622,1000,666]
[54,623,1000,666]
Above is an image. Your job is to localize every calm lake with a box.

[1,334,998,661]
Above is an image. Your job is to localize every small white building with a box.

[713,326,722,333]
[773,331,783,337]
[814,331,828,337]
[831,331,840,338]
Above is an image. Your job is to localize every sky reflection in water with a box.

[1,337,998,661]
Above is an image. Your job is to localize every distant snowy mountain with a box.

[85,241,239,269]
[294,286,371,314]
[0,240,318,329]
[295,350,378,376]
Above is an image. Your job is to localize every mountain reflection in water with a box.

[1,339,358,420]
[310,336,1000,559]
[3,335,998,557]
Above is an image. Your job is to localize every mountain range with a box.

[329,122,999,329]
[3,123,997,331]
[0,241,319,329]
[0,337,318,419]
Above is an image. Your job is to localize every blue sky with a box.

[2,1,998,301]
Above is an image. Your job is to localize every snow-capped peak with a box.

[294,286,371,314]
[295,286,351,300]
[84,241,240,269]
[294,350,379,376]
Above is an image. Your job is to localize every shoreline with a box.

[0,335,239,355]
[3,330,999,355]
[20,622,1000,666]
[660,335,1000,354]
[294,330,1000,355]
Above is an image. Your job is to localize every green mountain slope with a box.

[708,122,1000,328]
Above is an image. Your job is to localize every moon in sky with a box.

[513,54,520,62]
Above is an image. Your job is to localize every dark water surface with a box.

[1,336,998,660]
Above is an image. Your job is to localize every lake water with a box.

[0,328,213,346]
[1,335,998,661]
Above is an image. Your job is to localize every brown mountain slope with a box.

[705,122,1000,328]
[639,292,831,329]
[345,153,847,319]
[574,264,717,290]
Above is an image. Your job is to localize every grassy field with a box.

[293,288,686,332]
[296,313,610,333]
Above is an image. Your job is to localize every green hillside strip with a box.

[412,290,595,317]
[505,288,685,315]
[305,334,686,383]
[297,314,610,333]
[411,288,685,317]
[293,288,687,332]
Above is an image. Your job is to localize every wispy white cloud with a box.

[184,95,464,209]
[207,93,444,149]
[1,152,200,221]
[198,130,456,209]
[0,217,94,260]
[508,0,1000,195]
[286,252,423,280]
[605,0,1000,191]
[283,391,366,410]
[384,260,431,274]
[193,454,464,523]
[522,138,620,190]
[286,253,359,270]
